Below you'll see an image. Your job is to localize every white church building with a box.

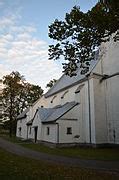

[16,34,119,147]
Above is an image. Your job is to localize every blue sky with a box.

[0,0,98,90]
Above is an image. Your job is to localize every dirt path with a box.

[0,137,119,172]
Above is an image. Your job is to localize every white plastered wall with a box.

[92,77,108,144]
[32,112,42,141]
[41,124,57,143]
[93,35,119,144]
[16,118,28,139]
[105,76,119,144]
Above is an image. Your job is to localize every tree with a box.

[2,71,43,136]
[48,0,119,76]
[2,71,24,136]
[100,0,119,16]
[0,90,3,126]
[46,79,57,89]
[25,83,43,105]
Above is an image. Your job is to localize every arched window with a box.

[61,90,69,99]
[75,84,84,94]
[51,95,57,103]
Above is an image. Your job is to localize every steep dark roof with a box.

[38,101,79,123]
[28,101,79,125]
[45,52,99,97]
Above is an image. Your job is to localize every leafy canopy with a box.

[48,0,119,76]
[2,71,43,136]
[46,79,57,89]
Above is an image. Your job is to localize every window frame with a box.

[47,127,50,135]
[66,127,72,135]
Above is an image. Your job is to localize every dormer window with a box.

[61,90,69,99]
[51,95,57,103]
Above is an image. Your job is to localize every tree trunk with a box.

[9,111,12,137]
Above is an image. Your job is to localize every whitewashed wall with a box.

[57,104,80,143]
[92,77,108,144]
[93,36,119,144]
[32,112,42,141]
[93,34,119,75]
[58,120,79,143]
[41,124,57,143]
[46,84,81,108]
[16,118,28,139]
[105,76,119,144]
[79,81,92,144]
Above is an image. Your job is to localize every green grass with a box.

[1,133,119,161]
[0,133,23,143]
[0,147,119,180]
[21,143,119,161]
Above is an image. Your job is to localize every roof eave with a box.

[17,114,27,121]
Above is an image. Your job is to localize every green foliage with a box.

[46,79,57,89]
[2,72,24,136]
[48,0,119,76]
[17,82,44,108]
[2,71,43,136]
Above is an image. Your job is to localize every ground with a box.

[0,136,119,179]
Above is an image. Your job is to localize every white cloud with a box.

[22,59,62,91]
[0,64,10,78]
[0,15,16,29]
[10,25,36,34]
[0,10,62,90]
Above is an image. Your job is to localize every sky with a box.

[0,0,98,91]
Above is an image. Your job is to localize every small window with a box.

[19,127,21,136]
[47,127,50,135]
[67,127,72,134]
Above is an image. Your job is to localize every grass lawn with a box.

[1,133,119,161]
[21,143,119,161]
[0,147,119,180]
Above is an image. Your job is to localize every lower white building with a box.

[16,35,119,146]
